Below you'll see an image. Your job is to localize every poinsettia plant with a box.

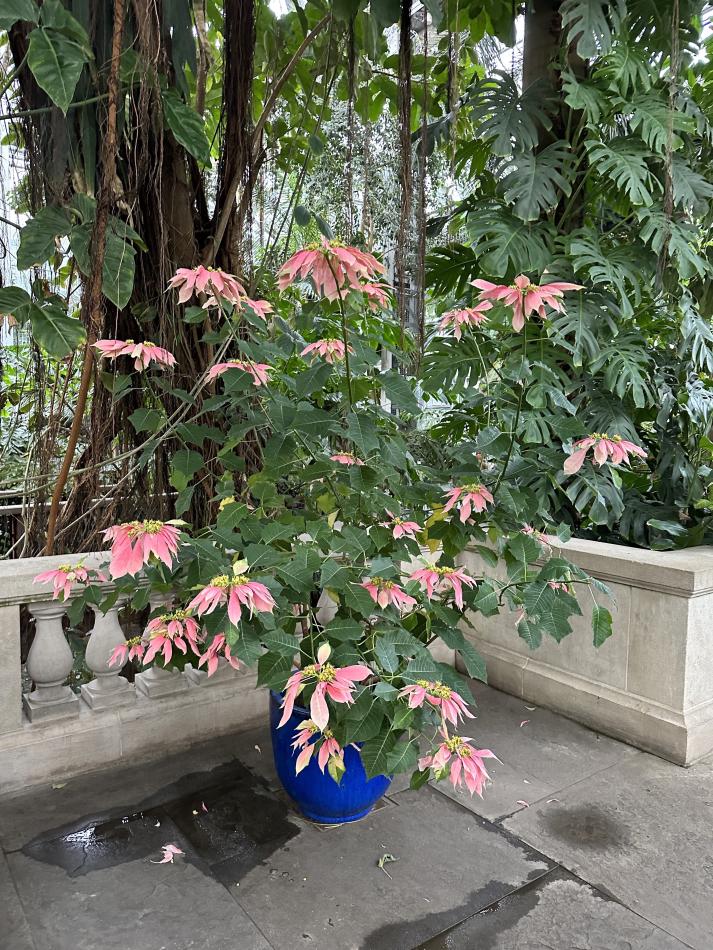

[38,240,616,795]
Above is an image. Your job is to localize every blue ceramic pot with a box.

[269,690,392,824]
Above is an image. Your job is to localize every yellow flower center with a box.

[302,662,336,682]
[445,735,465,753]
[463,483,485,493]
[133,519,164,536]
[209,574,232,589]
[160,609,188,622]
[127,636,142,647]
[370,577,393,589]
[432,565,457,577]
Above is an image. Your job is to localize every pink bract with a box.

[278,642,370,731]
[198,633,242,676]
[277,238,385,300]
[438,302,492,340]
[300,338,352,364]
[188,572,276,627]
[563,433,647,475]
[330,452,365,466]
[361,577,417,612]
[419,729,496,797]
[472,275,582,332]
[400,680,475,726]
[94,339,176,371]
[208,361,271,386]
[103,521,181,578]
[168,265,247,305]
[442,484,494,523]
[409,564,477,610]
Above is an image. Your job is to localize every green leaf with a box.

[374,636,399,674]
[379,370,419,413]
[256,652,293,690]
[129,407,163,434]
[275,547,321,592]
[370,0,400,26]
[28,302,85,358]
[262,629,300,656]
[323,617,364,642]
[293,204,312,227]
[499,142,572,222]
[17,205,72,269]
[69,223,136,309]
[360,729,397,779]
[585,139,657,207]
[517,614,542,649]
[169,448,203,491]
[436,627,487,682]
[386,739,418,775]
[346,411,380,458]
[592,604,613,647]
[27,26,90,113]
[162,88,211,164]
[343,691,385,743]
[0,0,38,27]
[0,286,31,313]
[560,0,625,59]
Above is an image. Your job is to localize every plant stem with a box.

[494,319,527,493]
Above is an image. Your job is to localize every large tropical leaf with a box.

[635,207,708,280]
[17,205,72,269]
[27,19,91,114]
[560,0,626,59]
[28,302,85,358]
[162,88,211,164]
[466,71,555,156]
[561,70,609,123]
[627,92,692,153]
[465,201,552,277]
[567,228,652,314]
[498,141,573,222]
[585,138,658,206]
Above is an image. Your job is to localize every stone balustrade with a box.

[460,538,713,766]
[0,554,264,793]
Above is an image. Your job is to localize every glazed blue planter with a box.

[269,690,392,824]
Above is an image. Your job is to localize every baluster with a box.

[23,601,79,722]
[81,593,135,710]
[135,593,189,699]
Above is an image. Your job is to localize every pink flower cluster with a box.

[168,265,272,317]
[301,339,352,364]
[104,521,181,579]
[472,275,582,332]
[564,433,647,474]
[94,340,176,370]
[279,643,370,731]
[438,303,491,340]
[400,680,474,727]
[382,511,421,539]
[409,564,476,610]
[361,577,417,611]
[277,238,386,302]
[208,361,271,387]
[330,452,365,466]
[198,633,242,676]
[188,571,275,626]
[442,484,494,523]
[419,729,496,797]
[291,720,346,776]
[33,563,105,600]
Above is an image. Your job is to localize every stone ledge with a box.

[548,538,713,597]
[466,640,713,766]
[0,673,267,794]
[0,552,107,607]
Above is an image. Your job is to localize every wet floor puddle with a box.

[22,759,300,881]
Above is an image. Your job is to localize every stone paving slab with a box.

[453,683,638,821]
[6,851,272,950]
[418,867,690,949]
[503,751,713,950]
[0,852,35,950]
[231,787,554,950]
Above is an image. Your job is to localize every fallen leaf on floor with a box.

[516,800,530,807]
[201,801,209,812]
[523,779,531,784]
[254,744,262,754]
[519,720,530,727]
[378,853,399,879]
[546,798,561,804]
[151,843,184,864]
[525,706,536,711]
[51,783,66,789]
